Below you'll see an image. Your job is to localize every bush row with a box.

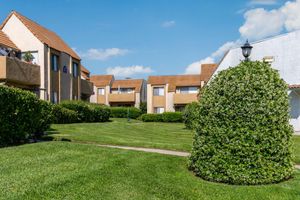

[110,107,142,119]
[140,112,183,122]
[0,86,53,146]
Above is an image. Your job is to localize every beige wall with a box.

[147,84,152,113]
[135,92,140,108]
[59,52,72,101]
[2,14,46,99]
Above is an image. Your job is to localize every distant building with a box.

[0,11,93,103]
[213,30,300,131]
[147,64,217,113]
[90,75,146,108]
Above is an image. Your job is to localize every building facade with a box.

[90,75,146,108]
[0,11,93,103]
[147,64,217,113]
[213,30,300,131]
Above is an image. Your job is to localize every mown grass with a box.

[294,136,300,164]
[0,142,299,200]
[49,118,193,151]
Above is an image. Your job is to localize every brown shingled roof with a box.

[81,65,90,80]
[200,64,218,82]
[1,11,80,60]
[289,84,300,89]
[111,79,144,92]
[148,75,201,92]
[0,30,19,50]
[90,75,114,87]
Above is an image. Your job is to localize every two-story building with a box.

[80,65,94,101]
[147,64,217,113]
[0,11,93,103]
[90,75,146,108]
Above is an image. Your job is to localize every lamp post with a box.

[241,40,253,61]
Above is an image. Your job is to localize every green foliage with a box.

[52,105,79,124]
[139,102,147,114]
[140,113,163,122]
[22,52,34,62]
[140,112,183,122]
[110,107,142,119]
[189,61,294,185]
[183,102,200,130]
[59,101,110,123]
[0,86,52,146]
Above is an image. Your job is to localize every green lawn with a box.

[0,142,299,200]
[49,118,193,151]
[295,136,300,164]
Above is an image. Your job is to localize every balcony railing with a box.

[81,79,94,95]
[108,93,135,102]
[0,56,40,86]
[173,93,198,104]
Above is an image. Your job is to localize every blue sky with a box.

[0,0,298,78]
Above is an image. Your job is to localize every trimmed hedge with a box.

[52,105,79,124]
[59,101,110,123]
[189,61,294,185]
[183,102,200,130]
[110,107,142,119]
[139,102,147,114]
[0,86,52,146]
[140,112,183,122]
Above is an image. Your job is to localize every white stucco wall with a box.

[2,14,46,99]
[166,92,175,112]
[214,30,300,132]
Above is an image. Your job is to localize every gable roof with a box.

[90,75,114,87]
[111,79,144,92]
[0,30,19,50]
[80,65,90,80]
[1,11,80,60]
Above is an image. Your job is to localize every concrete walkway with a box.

[96,144,190,157]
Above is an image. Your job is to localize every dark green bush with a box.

[140,113,163,122]
[59,101,110,123]
[52,105,79,124]
[0,86,52,146]
[162,112,183,122]
[183,102,200,129]
[110,107,142,119]
[140,112,183,122]
[139,102,147,114]
[189,61,294,185]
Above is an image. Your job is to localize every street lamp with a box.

[241,40,253,61]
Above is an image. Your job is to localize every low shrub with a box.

[59,101,110,123]
[110,107,142,119]
[182,102,200,129]
[140,113,163,122]
[139,102,147,114]
[162,112,183,122]
[140,112,183,122]
[52,105,79,124]
[0,86,52,146]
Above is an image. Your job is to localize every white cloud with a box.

[106,65,153,78]
[161,20,176,28]
[240,0,300,40]
[185,57,215,74]
[249,0,277,5]
[80,48,129,60]
[211,40,241,58]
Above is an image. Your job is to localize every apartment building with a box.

[147,64,217,113]
[80,65,94,101]
[90,75,146,108]
[213,30,300,131]
[0,11,93,103]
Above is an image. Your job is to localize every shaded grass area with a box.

[49,118,193,152]
[0,142,299,200]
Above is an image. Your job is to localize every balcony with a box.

[81,79,94,96]
[108,93,135,102]
[173,93,198,104]
[0,56,40,86]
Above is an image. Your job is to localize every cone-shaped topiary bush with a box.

[189,61,294,185]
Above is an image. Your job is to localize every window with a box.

[72,62,78,78]
[51,54,59,72]
[98,88,105,95]
[21,51,38,64]
[119,88,134,94]
[153,87,164,96]
[154,107,164,114]
[176,86,198,94]
[51,91,58,104]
